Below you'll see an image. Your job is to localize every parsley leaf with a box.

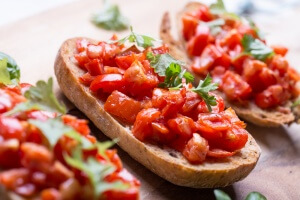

[65,147,129,199]
[112,26,160,48]
[191,74,218,112]
[160,63,194,88]
[0,52,20,85]
[214,189,231,200]
[210,0,227,15]
[92,0,129,31]
[0,59,11,85]
[201,18,225,36]
[146,52,185,76]
[292,98,300,107]
[5,78,66,116]
[245,192,267,200]
[241,34,274,61]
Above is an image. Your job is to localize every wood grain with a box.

[0,0,299,199]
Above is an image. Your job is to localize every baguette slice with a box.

[54,37,261,188]
[160,3,296,127]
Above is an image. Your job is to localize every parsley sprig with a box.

[92,0,130,31]
[0,52,20,85]
[147,53,218,112]
[214,189,266,200]
[110,26,161,48]
[209,0,240,19]
[241,34,274,61]
[4,78,66,116]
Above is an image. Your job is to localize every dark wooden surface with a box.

[0,0,299,199]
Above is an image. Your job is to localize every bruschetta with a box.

[54,30,261,188]
[0,54,140,200]
[160,1,300,127]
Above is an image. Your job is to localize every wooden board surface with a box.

[0,0,299,199]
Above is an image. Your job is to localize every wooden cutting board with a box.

[0,0,299,199]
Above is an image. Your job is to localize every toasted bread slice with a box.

[160,5,295,127]
[54,37,261,188]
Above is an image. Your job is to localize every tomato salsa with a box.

[0,83,140,200]
[181,3,300,109]
[74,32,249,164]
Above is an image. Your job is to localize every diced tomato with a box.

[152,45,169,54]
[259,67,277,89]
[62,115,90,136]
[104,91,142,123]
[124,61,159,97]
[222,71,252,100]
[271,45,288,57]
[215,126,248,151]
[90,74,125,93]
[269,55,289,76]
[106,169,140,187]
[74,51,90,68]
[86,44,103,59]
[187,25,210,56]
[84,59,103,76]
[198,113,231,132]
[152,88,186,118]
[15,183,36,197]
[255,85,288,108]
[191,44,222,75]
[0,116,24,140]
[219,29,242,51]
[104,66,125,74]
[0,139,21,168]
[151,122,174,143]
[105,149,123,171]
[115,53,145,70]
[181,91,201,114]
[132,108,161,141]
[207,149,234,158]
[79,73,96,86]
[242,59,267,93]
[182,133,209,164]
[0,89,25,114]
[41,188,61,200]
[0,168,30,190]
[105,187,139,200]
[196,5,213,21]
[20,142,53,173]
[231,52,250,74]
[76,39,89,53]
[182,14,199,41]
[25,110,56,121]
[237,24,256,38]
[167,115,196,139]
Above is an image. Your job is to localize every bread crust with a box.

[160,3,295,127]
[54,37,261,188]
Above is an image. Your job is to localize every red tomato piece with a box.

[217,126,248,151]
[104,66,125,74]
[79,72,96,86]
[182,133,209,164]
[151,122,174,143]
[271,45,288,57]
[115,53,145,70]
[76,39,89,53]
[222,71,252,100]
[207,149,234,158]
[132,108,161,141]
[152,88,186,118]
[187,25,210,56]
[0,139,21,168]
[105,149,123,171]
[152,45,169,54]
[86,44,103,59]
[181,91,201,114]
[90,74,125,93]
[84,59,103,76]
[219,29,242,51]
[0,116,24,140]
[231,52,250,74]
[62,115,90,136]
[182,13,199,41]
[167,115,196,139]
[259,67,277,89]
[0,168,30,190]
[255,84,289,108]
[41,188,61,200]
[74,51,90,68]
[269,55,289,76]
[104,91,142,123]
[198,113,231,132]
[105,187,139,200]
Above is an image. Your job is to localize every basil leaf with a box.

[147,52,185,76]
[191,74,218,112]
[241,34,274,61]
[245,192,267,200]
[214,189,232,200]
[0,52,20,85]
[92,0,129,31]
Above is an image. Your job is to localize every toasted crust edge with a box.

[160,4,295,127]
[54,37,261,188]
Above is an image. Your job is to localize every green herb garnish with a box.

[241,34,274,61]
[292,98,300,108]
[92,0,129,31]
[5,78,66,116]
[160,63,194,88]
[214,189,267,200]
[146,52,184,76]
[209,0,240,19]
[112,26,160,48]
[65,147,129,199]
[0,52,20,85]
[191,74,218,112]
